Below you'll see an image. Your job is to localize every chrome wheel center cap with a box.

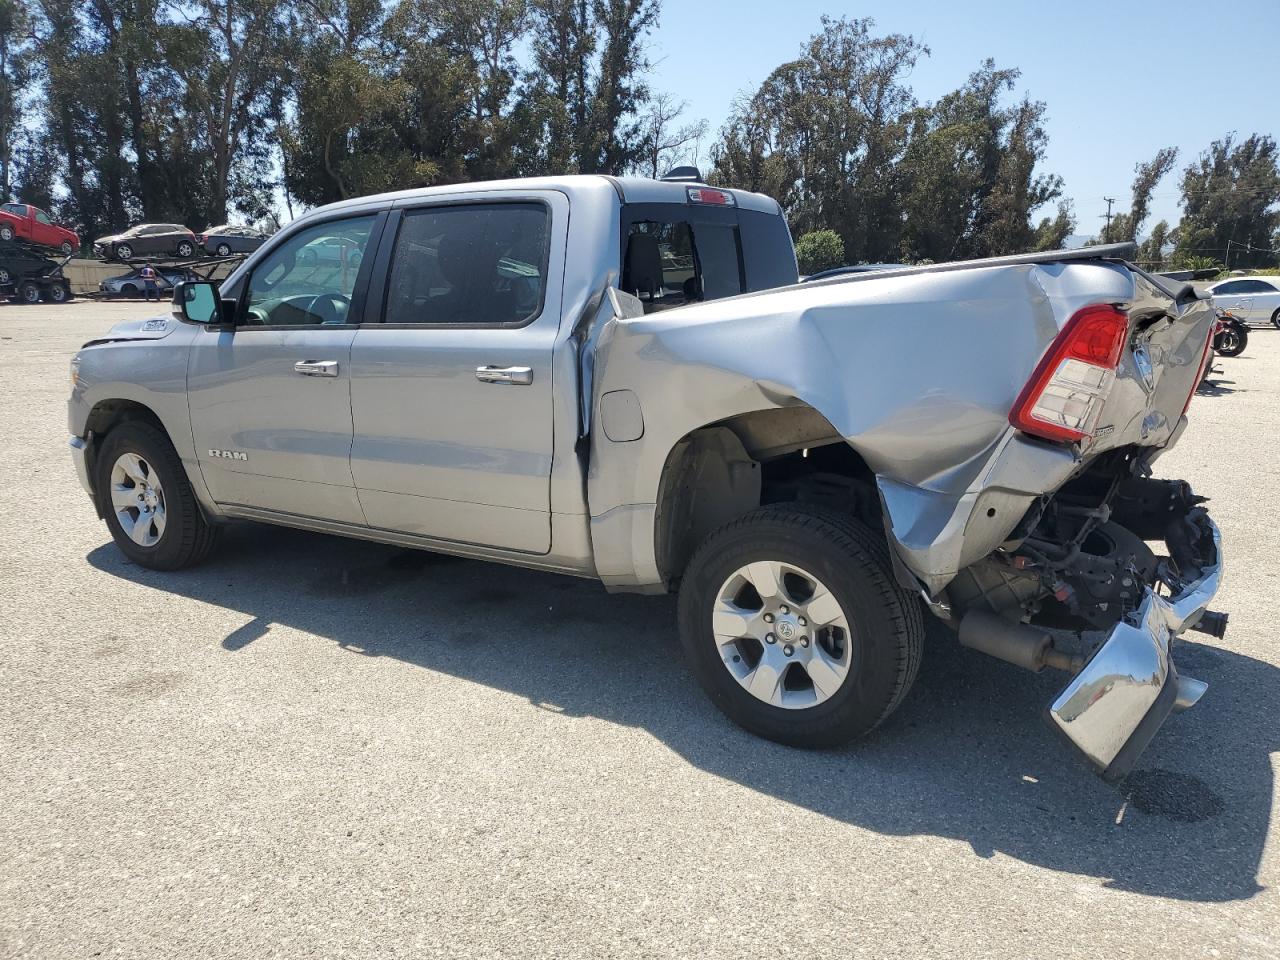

[775,619,796,641]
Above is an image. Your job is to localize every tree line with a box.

[1,3,1276,269]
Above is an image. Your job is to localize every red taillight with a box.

[1009,303,1129,443]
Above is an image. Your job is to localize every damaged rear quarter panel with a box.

[587,260,1186,592]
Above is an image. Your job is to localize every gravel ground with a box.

[1,298,1276,959]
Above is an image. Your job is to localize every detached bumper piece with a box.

[1047,516,1223,781]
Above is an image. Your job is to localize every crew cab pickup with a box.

[0,203,79,256]
[67,175,1225,779]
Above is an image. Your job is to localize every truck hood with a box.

[83,315,178,348]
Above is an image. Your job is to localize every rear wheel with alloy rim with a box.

[96,421,218,569]
[216,243,232,256]
[115,243,133,260]
[678,505,924,747]
[18,281,40,303]
[1272,308,1280,330]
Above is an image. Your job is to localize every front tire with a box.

[216,243,232,257]
[96,421,217,570]
[61,241,74,256]
[176,240,195,258]
[1272,308,1280,330]
[677,505,924,748]
[17,281,40,304]
[0,225,13,241]
[114,243,133,260]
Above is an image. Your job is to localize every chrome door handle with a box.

[475,365,533,385]
[294,360,338,378]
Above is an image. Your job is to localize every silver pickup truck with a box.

[68,174,1225,779]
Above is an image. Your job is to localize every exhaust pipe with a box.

[958,611,1083,673]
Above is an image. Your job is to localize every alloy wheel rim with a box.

[109,452,167,547]
[713,560,853,709]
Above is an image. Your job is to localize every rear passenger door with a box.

[348,191,567,553]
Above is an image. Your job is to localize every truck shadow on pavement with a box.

[89,522,1277,904]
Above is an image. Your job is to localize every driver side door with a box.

[186,211,386,525]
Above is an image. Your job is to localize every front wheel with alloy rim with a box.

[1272,309,1280,330]
[678,506,924,748]
[96,421,218,570]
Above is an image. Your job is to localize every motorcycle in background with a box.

[1213,308,1248,358]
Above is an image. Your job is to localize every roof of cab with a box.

[292,174,783,223]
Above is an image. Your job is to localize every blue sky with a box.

[646,0,1279,239]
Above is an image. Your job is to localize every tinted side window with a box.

[35,211,52,225]
[3,203,25,216]
[383,203,549,326]
[1238,279,1276,293]
[244,215,376,326]
[1213,281,1244,295]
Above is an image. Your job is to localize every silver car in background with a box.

[1206,275,1280,327]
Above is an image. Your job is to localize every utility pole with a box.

[1100,197,1116,240]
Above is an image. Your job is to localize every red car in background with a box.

[0,203,80,255]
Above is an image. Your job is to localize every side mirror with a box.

[172,280,227,325]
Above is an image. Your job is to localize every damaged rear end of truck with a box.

[589,242,1225,779]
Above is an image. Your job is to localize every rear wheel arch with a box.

[653,405,881,587]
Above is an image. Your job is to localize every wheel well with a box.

[654,406,880,585]
[81,400,169,497]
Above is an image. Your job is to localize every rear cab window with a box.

[620,194,797,314]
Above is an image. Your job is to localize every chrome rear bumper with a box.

[1047,517,1223,781]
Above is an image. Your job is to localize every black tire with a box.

[45,282,70,303]
[0,267,10,284]
[176,240,195,258]
[115,243,133,260]
[1272,308,1280,330]
[17,281,40,304]
[61,241,74,256]
[96,421,218,570]
[216,242,232,257]
[0,225,13,241]
[120,283,139,298]
[677,505,925,748]
[1215,324,1247,357]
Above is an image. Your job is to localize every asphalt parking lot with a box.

[1,298,1277,959]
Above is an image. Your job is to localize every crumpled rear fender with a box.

[587,260,1160,593]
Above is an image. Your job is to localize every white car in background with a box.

[1206,275,1280,328]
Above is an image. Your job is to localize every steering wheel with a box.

[306,292,350,325]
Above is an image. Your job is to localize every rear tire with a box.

[216,243,232,257]
[1272,308,1280,330]
[677,505,924,748]
[45,282,70,303]
[17,281,40,304]
[0,225,13,241]
[96,421,218,570]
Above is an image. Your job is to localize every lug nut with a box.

[763,613,775,623]
[783,644,794,656]
[798,616,807,626]
[779,605,790,615]
[800,637,810,648]
[765,633,776,644]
